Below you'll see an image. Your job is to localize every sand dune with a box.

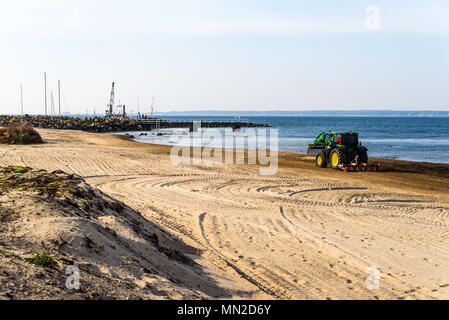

[1,128,449,299]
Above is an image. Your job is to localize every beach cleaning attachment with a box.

[307,130,381,172]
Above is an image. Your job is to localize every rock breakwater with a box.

[0,115,269,133]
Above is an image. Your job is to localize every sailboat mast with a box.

[44,72,47,115]
[20,83,24,115]
[51,90,55,115]
[151,97,155,118]
[58,79,61,116]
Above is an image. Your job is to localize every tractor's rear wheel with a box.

[315,151,327,168]
[330,148,346,170]
[358,149,368,164]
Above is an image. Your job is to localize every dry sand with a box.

[1,128,449,300]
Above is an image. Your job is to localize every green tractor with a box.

[307,130,369,170]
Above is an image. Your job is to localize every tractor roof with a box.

[329,131,358,135]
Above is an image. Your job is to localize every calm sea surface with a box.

[120,116,449,164]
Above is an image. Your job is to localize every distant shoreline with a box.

[154,111,449,117]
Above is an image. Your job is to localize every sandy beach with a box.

[1,128,449,300]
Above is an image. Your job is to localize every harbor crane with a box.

[105,82,115,116]
[105,81,126,117]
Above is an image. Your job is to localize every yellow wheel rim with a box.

[331,152,339,167]
[317,155,322,165]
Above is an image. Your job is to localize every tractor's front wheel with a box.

[330,148,346,170]
[315,151,327,168]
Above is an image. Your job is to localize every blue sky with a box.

[1,0,448,114]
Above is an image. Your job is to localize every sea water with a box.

[118,116,449,164]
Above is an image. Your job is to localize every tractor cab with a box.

[332,132,359,146]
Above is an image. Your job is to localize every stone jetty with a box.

[0,115,270,133]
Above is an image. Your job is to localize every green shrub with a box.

[0,248,15,256]
[14,167,28,174]
[25,252,58,267]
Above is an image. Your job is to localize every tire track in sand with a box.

[198,212,284,299]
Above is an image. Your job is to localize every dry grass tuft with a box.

[0,124,43,145]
